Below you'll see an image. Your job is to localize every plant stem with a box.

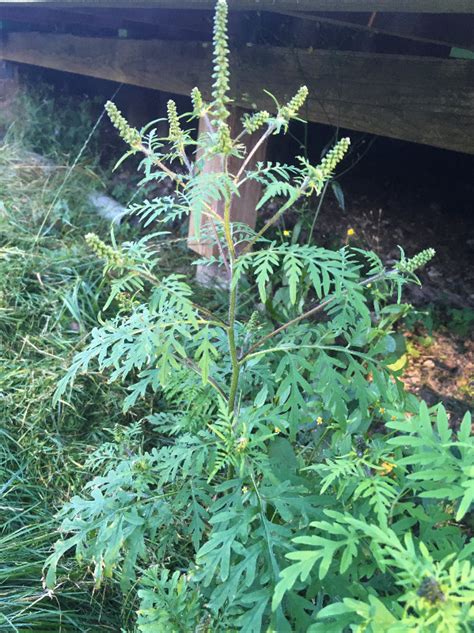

[177,356,227,399]
[223,158,240,414]
[234,124,274,183]
[307,180,329,245]
[242,269,393,359]
[223,198,236,261]
[131,269,227,327]
[227,281,240,414]
[240,178,310,256]
[209,218,231,279]
[140,144,180,183]
[307,426,330,462]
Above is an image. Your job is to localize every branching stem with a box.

[242,269,393,359]
[240,178,310,255]
[234,124,275,184]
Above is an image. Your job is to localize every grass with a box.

[0,85,145,631]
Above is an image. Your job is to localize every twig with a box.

[209,218,231,279]
[241,269,392,359]
[307,180,329,245]
[234,124,275,184]
[240,178,310,255]
[125,268,228,327]
[178,356,227,400]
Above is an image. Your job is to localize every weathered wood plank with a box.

[0,6,123,29]
[1,1,474,14]
[276,10,474,51]
[2,32,473,153]
[0,6,215,35]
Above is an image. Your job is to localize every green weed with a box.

[43,2,472,632]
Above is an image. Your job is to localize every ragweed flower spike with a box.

[247,310,259,332]
[397,248,436,274]
[190,87,205,117]
[236,436,249,453]
[167,99,182,142]
[105,101,141,149]
[242,110,271,134]
[211,0,231,122]
[209,0,234,153]
[299,137,350,195]
[116,292,139,312]
[278,86,309,129]
[85,233,124,268]
[319,137,351,178]
[216,120,233,154]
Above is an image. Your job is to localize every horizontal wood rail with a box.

[1,1,474,13]
[2,32,473,153]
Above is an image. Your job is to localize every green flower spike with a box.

[211,0,230,123]
[242,110,271,134]
[319,137,351,178]
[85,233,124,268]
[299,137,351,195]
[278,86,309,128]
[247,310,260,332]
[105,101,141,149]
[191,87,205,116]
[397,248,436,274]
[167,99,182,142]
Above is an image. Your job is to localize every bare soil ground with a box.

[402,331,473,426]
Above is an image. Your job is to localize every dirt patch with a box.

[401,330,473,425]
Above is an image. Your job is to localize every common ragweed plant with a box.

[47,2,472,632]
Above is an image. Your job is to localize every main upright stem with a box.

[221,169,240,415]
[227,280,240,414]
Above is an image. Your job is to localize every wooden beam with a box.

[0,6,123,29]
[276,10,474,51]
[0,6,215,39]
[4,6,472,51]
[1,1,474,15]
[2,32,473,154]
[374,13,474,51]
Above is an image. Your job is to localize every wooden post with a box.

[188,107,268,286]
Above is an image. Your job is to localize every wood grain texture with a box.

[2,32,474,153]
[1,0,474,14]
[275,10,474,51]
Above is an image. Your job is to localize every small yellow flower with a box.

[316,416,324,425]
[347,228,355,237]
[379,461,395,476]
[274,426,281,434]
[379,407,385,415]
[391,415,397,421]
[283,229,292,237]
[242,485,249,494]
